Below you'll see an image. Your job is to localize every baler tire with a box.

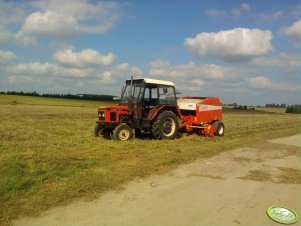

[152,111,179,140]
[213,121,224,136]
[113,123,133,141]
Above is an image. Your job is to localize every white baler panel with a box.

[199,104,222,112]
[177,99,202,110]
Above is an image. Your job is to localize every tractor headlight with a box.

[98,112,105,120]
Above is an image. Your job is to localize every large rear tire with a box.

[113,123,133,141]
[152,111,179,140]
[213,121,224,136]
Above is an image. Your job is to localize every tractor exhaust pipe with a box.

[128,76,134,116]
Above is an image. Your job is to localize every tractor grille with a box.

[110,112,117,121]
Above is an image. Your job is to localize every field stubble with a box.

[0,102,300,225]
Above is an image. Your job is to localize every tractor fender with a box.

[148,105,181,122]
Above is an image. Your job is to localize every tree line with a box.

[265,103,301,114]
[0,91,116,101]
[265,103,287,108]
[285,105,301,114]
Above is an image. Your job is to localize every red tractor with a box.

[94,78,224,141]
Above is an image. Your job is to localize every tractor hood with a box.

[97,105,129,123]
[98,105,128,111]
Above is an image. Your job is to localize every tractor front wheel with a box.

[94,124,112,139]
[94,124,102,137]
[113,123,133,141]
[152,111,179,140]
[213,121,225,136]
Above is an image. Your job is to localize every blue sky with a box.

[0,0,300,105]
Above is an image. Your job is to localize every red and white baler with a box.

[177,97,224,137]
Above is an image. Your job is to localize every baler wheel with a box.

[113,123,133,141]
[213,121,225,136]
[152,111,179,140]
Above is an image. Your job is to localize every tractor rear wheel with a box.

[113,123,133,141]
[213,121,224,136]
[152,111,179,140]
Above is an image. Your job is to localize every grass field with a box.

[222,105,286,114]
[0,94,300,225]
[0,94,116,108]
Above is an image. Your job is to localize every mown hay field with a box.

[0,94,300,224]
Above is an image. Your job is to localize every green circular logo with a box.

[267,206,298,224]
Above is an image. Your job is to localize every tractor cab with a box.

[120,79,177,119]
[95,78,180,140]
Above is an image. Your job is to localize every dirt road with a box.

[14,134,301,226]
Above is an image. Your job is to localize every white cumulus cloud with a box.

[14,31,38,46]
[52,65,92,78]
[231,3,251,17]
[147,59,300,102]
[246,76,299,91]
[20,0,123,40]
[0,28,14,44]
[206,3,250,18]
[5,62,93,78]
[0,50,17,63]
[251,53,301,75]
[115,63,130,71]
[148,60,252,97]
[7,75,33,84]
[148,59,251,82]
[184,28,273,62]
[6,62,52,75]
[241,3,251,11]
[280,20,301,48]
[22,11,80,39]
[93,63,143,85]
[254,10,288,24]
[53,49,116,67]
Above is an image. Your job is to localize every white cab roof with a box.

[143,78,175,86]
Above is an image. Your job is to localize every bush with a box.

[233,105,255,111]
[286,105,301,114]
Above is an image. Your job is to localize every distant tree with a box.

[280,103,286,108]
[286,105,301,114]
[266,103,286,108]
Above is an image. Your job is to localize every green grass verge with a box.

[0,96,300,225]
